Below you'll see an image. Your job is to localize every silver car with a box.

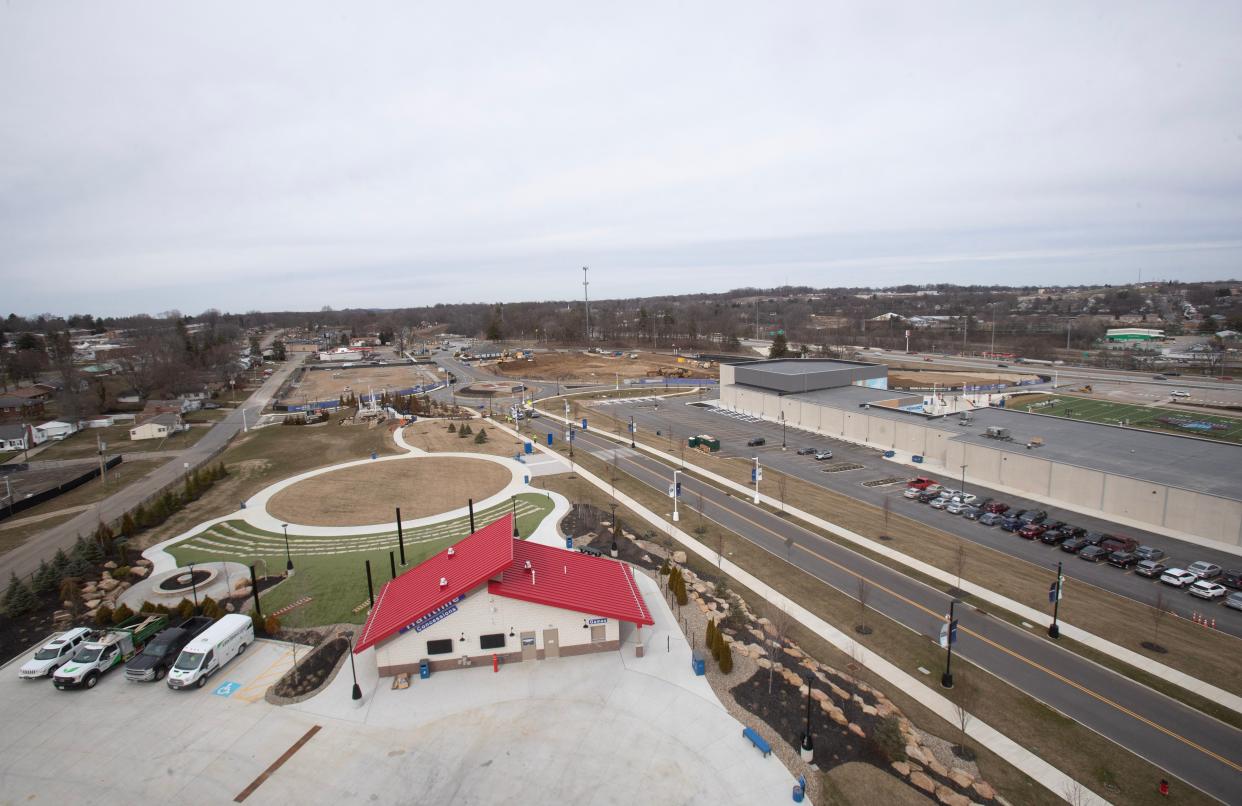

[1187,561,1222,580]
[1225,592,1242,612]
[929,497,949,510]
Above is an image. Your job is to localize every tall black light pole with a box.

[511,496,520,537]
[348,634,362,701]
[187,562,200,614]
[282,523,294,575]
[800,673,814,761]
[395,507,406,565]
[1048,562,1063,639]
[941,599,959,689]
[629,415,636,449]
[781,410,787,450]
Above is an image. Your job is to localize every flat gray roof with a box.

[738,358,879,375]
[790,386,919,406]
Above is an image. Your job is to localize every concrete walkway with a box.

[501,416,1111,806]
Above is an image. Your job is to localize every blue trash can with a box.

[691,651,705,676]
[524,441,533,454]
[912,455,923,463]
[419,660,430,680]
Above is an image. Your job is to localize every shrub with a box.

[201,597,223,619]
[659,560,670,576]
[120,512,136,537]
[176,598,196,619]
[3,573,36,616]
[264,614,282,635]
[32,561,56,595]
[474,428,488,443]
[251,611,265,635]
[706,618,716,651]
[94,605,114,626]
[139,600,158,614]
[672,573,688,606]
[111,603,134,625]
[114,566,131,580]
[718,637,734,674]
[448,422,457,433]
[871,716,907,762]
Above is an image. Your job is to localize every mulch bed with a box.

[273,634,350,699]
[0,590,64,666]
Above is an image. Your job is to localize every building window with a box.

[426,638,453,655]
[479,633,505,650]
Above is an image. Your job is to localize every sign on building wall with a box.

[587,617,608,625]
[400,594,466,635]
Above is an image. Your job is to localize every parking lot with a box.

[603,398,1242,636]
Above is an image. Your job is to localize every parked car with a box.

[1107,551,1138,569]
[999,515,1021,532]
[916,490,940,503]
[949,493,977,505]
[907,477,939,490]
[1060,525,1087,539]
[1170,390,1191,398]
[814,450,833,461]
[1159,568,1198,588]
[997,363,1008,367]
[973,497,993,510]
[1225,592,1242,611]
[1100,536,1139,555]
[1040,529,1069,546]
[125,617,216,682]
[1017,523,1047,539]
[1134,546,1166,562]
[1221,569,1242,589]
[18,628,91,680]
[903,487,923,499]
[1040,520,1065,533]
[1083,531,1109,546]
[1060,536,1090,553]
[1152,374,1167,380]
[978,512,1003,526]
[984,501,1010,514]
[1187,561,1222,580]
[1078,545,1109,562]
[747,437,766,447]
[944,500,967,515]
[1018,510,1047,525]
[1135,560,1167,578]
[796,447,815,456]
[167,614,255,691]
[929,497,949,510]
[961,506,983,520]
[1188,581,1228,600]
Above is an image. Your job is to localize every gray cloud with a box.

[2,1,1240,316]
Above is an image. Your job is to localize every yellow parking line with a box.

[232,648,296,702]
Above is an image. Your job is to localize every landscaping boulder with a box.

[861,703,877,717]
[672,550,687,563]
[810,688,828,703]
[84,598,101,611]
[926,758,949,778]
[972,780,996,800]
[935,785,970,806]
[99,578,119,592]
[847,722,866,738]
[948,769,974,789]
[830,683,849,701]
[755,658,772,669]
[784,646,803,659]
[906,744,927,765]
[130,566,149,578]
[103,561,118,570]
[891,761,910,778]
[909,772,936,795]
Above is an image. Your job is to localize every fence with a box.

[631,378,719,387]
[0,456,123,523]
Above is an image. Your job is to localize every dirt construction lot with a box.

[266,455,511,526]
[280,363,442,405]
[492,350,717,382]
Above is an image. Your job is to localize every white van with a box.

[166,614,254,690]
[18,628,91,679]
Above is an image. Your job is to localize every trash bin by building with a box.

[419,659,430,679]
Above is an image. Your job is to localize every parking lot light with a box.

[282,523,294,575]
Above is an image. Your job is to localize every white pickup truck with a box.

[53,631,136,690]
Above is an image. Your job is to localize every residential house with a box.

[0,423,31,452]
[129,412,186,441]
[0,396,45,422]
[143,399,194,416]
[32,421,77,444]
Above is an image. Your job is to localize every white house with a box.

[0,423,31,452]
[79,415,115,429]
[354,515,653,678]
[129,413,186,441]
[318,347,365,362]
[32,421,77,444]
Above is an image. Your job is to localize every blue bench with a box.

[742,727,771,757]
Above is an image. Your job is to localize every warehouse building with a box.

[720,359,1242,553]
[354,516,654,677]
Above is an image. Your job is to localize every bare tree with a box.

[766,605,794,694]
[953,544,967,595]
[950,678,977,760]
[695,491,707,536]
[1062,779,1089,806]
[855,576,872,634]
[715,533,724,568]
[881,496,891,537]
[1148,591,1172,651]
[777,474,787,513]
[785,535,795,564]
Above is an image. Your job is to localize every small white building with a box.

[129,413,185,441]
[354,516,654,677]
[318,347,365,362]
[32,421,77,444]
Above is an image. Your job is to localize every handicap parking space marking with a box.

[214,681,243,697]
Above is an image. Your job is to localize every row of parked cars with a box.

[17,613,254,690]
[903,477,1242,609]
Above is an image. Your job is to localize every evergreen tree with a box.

[94,605,114,626]
[2,572,24,614]
[718,636,734,674]
[83,532,106,563]
[72,535,90,560]
[768,333,789,358]
[133,503,149,529]
[32,561,56,595]
[474,428,488,444]
[65,553,92,578]
[448,422,457,433]
[121,512,136,537]
[111,602,134,625]
[706,618,716,651]
[52,548,71,575]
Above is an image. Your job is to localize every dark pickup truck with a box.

[124,617,215,682]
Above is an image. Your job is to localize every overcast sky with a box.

[2,2,1240,317]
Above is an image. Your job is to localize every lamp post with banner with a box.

[751,458,762,504]
[1048,562,1065,639]
[940,599,959,689]
[670,471,682,522]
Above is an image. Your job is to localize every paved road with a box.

[597,397,1242,636]
[0,355,304,581]
[568,425,1242,803]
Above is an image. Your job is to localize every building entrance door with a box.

[542,628,560,659]
[520,632,536,662]
[590,625,606,644]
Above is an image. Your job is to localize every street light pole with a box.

[1048,562,1064,639]
[671,470,681,522]
[780,410,786,450]
[187,562,200,614]
[752,457,761,504]
[800,673,815,762]
[941,599,958,689]
[511,496,520,537]
[282,523,294,575]
[348,634,362,701]
[960,464,967,497]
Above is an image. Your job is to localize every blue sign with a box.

[213,681,241,697]
[401,595,466,634]
[587,617,607,625]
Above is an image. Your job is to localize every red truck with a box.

[907,477,939,490]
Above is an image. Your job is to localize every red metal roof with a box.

[354,515,515,653]
[488,540,654,627]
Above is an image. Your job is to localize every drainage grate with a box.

[861,477,905,488]
[821,462,864,473]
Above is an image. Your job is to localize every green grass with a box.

[34,423,210,460]
[1013,394,1242,443]
[165,492,555,626]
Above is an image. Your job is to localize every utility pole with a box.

[990,303,997,356]
[1048,562,1064,639]
[97,434,107,486]
[583,266,591,344]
